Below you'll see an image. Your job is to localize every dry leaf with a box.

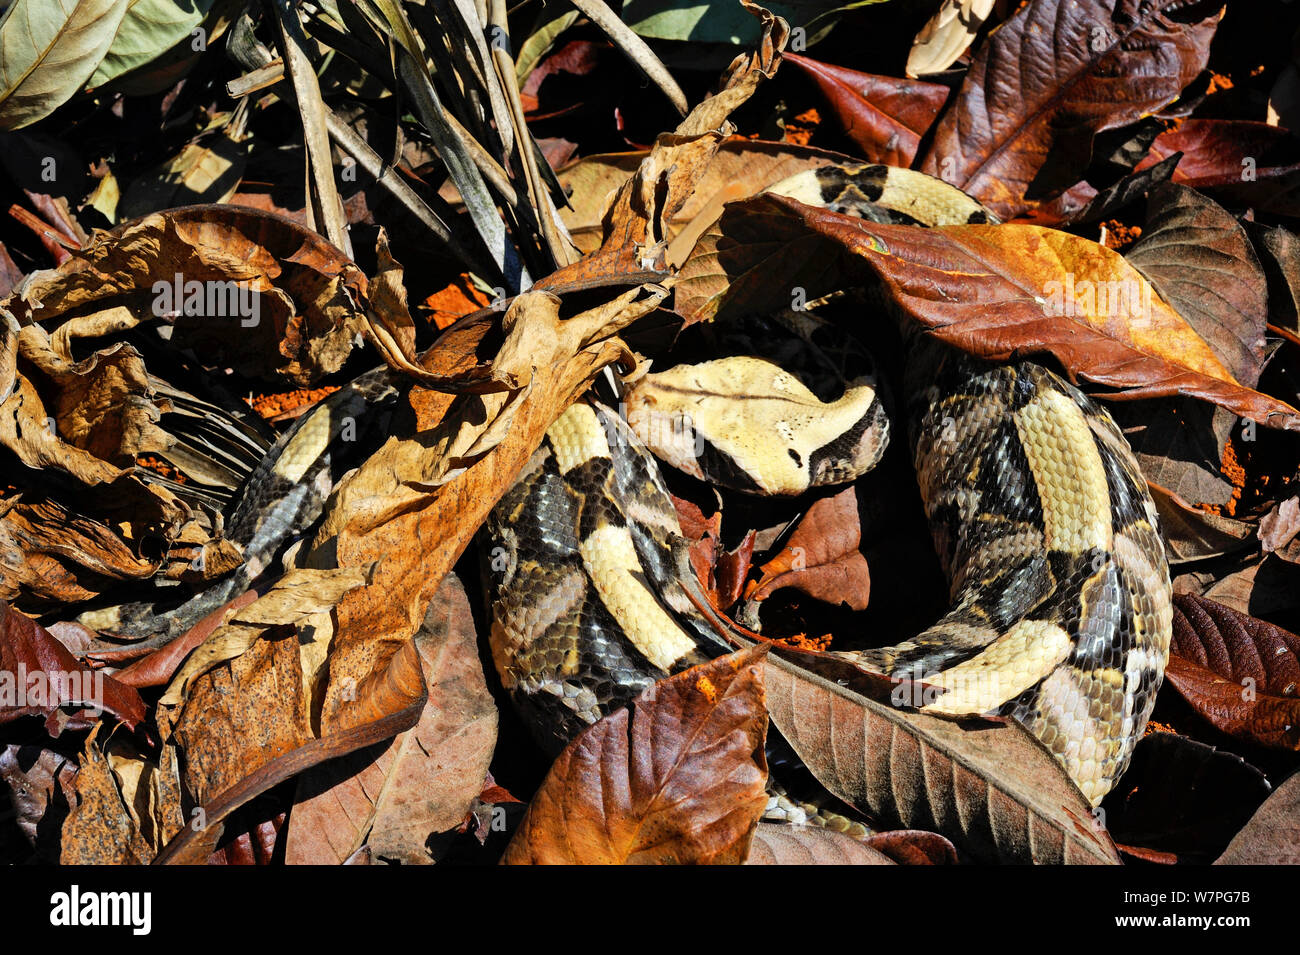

[1215,769,1300,864]
[747,486,870,610]
[761,655,1121,863]
[907,0,996,77]
[0,600,145,733]
[1125,184,1268,388]
[1163,594,1300,750]
[744,823,893,864]
[782,54,948,167]
[693,196,1300,432]
[1136,119,1300,217]
[501,645,769,865]
[918,0,1220,220]
[6,204,368,385]
[285,573,497,865]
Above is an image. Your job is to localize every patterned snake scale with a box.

[483,164,1173,807]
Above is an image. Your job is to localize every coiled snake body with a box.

[483,165,1173,807]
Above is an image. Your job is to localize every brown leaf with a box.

[748,487,870,610]
[501,645,770,865]
[0,601,146,733]
[206,809,285,865]
[918,0,1220,220]
[1200,555,1300,620]
[1146,481,1254,563]
[59,725,188,865]
[1163,594,1300,749]
[558,138,860,260]
[1115,401,1238,513]
[700,196,1300,432]
[863,829,959,865]
[537,8,786,286]
[1136,119,1300,217]
[1125,184,1268,388]
[1248,222,1300,335]
[1215,769,1300,864]
[0,744,77,855]
[1260,497,1300,555]
[1163,656,1300,750]
[1172,594,1300,691]
[285,574,497,865]
[5,204,368,386]
[744,823,894,864]
[154,665,426,864]
[59,731,155,865]
[782,54,948,166]
[761,655,1121,863]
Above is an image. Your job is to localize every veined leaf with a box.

[0,0,130,128]
[88,0,216,88]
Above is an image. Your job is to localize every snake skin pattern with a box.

[483,165,1173,806]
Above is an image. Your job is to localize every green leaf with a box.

[0,0,130,129]
[620,0,884,46]
[88,0,216,88]
[515,6,579,86]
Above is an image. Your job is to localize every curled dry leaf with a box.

[1260,497,1300,555]
[59,723,189,865]
[501,645,770,865]
[5,204,368,386]
[747,486,870,610]
[1248,221,1300,335]
[0,321,210,607]
[918,0,1220,220]
[761,655,1121,863]
[744,823,894,864]
[0,600,146,733]
[1215,769,1300,864]
[1163,594,1300,750]
[161,284,662,826]
[671,495,753,613]
[696,196,1300,432]
[285,573,497,865]
[906,0,996,77]
[0,743,77,855]
[537,2,786,287]
[558,138,882,269]
[782,54,948,167]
